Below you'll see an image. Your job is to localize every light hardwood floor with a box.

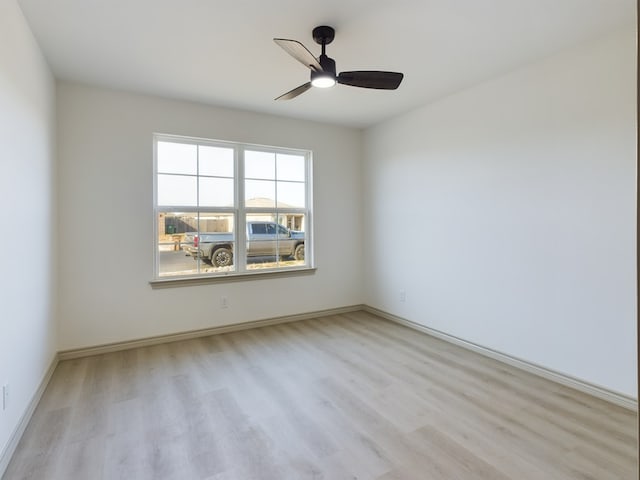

[3,312,638,479]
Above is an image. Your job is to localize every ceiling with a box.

[17,0,635,128]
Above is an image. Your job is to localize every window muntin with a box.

[154,135,312,279]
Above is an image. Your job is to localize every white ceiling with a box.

[18,0,635,128]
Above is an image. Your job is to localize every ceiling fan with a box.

[273,26,404,101]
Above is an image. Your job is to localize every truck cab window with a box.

[252,223,267,234]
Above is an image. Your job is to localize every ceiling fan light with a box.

[311,75,336,88]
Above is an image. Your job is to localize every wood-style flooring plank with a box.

[3,312,637,479]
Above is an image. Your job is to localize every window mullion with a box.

[236,146,247,272]
[274,153,279,264]
[196,146,201,275]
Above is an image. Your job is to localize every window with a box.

[154,134,312,280]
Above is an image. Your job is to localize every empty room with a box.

[1,0,637,478]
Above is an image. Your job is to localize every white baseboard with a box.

[58,304,365,360]
[0,354,59,479]
[364,305,638,412]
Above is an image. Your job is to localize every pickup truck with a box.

[183,221,305,267]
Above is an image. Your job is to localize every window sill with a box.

[149,267,317,289]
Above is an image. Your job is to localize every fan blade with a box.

[274,38,322,72]
[337,71,404,90]
[275,82,312,101]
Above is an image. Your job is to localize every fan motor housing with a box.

[312,26,335,45]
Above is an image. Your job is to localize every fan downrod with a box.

[312,26,335,46]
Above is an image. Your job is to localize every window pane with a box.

[198,214,236,273]
[245,150,275,179]
[199,177,234,207]
[157,211,203,276]
[158,212,236,276]
[277,154,305,181]
[277,181,305,208]
[245,214,306,270]
[278,213,306,266]
[246,213,278,270]
[157,174,197,206]
[245,180,275,207]
[199,145,234,177]
[157,142,197,175]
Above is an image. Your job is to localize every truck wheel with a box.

[211,247,233,267]
[294,244,305,261]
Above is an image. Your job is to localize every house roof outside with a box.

[246,197,297,209]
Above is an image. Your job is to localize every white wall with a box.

[56,84,363,350]
[363,27,637,397]
[0,0,57,467]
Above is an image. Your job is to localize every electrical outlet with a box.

[220,296,229,309]
[399,290,406,303]
[2,384,8,410]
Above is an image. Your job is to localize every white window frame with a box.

[152,133,314,284]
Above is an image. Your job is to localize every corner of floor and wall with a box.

[0,0,59,475]
[1,0,637,477]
